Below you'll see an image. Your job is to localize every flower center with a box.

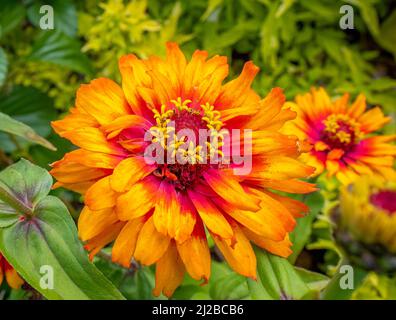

[370,190,396,215]
[149,98,226,190]
[321,114,362,150]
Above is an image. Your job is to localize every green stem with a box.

[0,184,33,217]
[321,260,368,300]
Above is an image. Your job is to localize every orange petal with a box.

[50,160,109,194]
[116,176,159,221]
[327,149,344,160]
[51,111,98,137]
[358,107,391,133]
[244,88,285,130]
[216,61,259,109]
[213,196,286,241]
[254,178,317,194]
[211,222,256,279]
[110,157,156,192]
[153,242,185,297]
[195,55,229,105]
[262,191,309,218]
[188,190,234,239]
[153,181,183,239]
[78,206,119,241]
[85,176,118,210]
[134,216,170,266]
[242,227,293,258]
[248,188,296,233]
[203,169,260,211]
[118,54,152,118]
[5,267,24,289]
[103,115,152,139]
[112,217,145,267]
[174,195,197,243]
[60,149,123,169]
[62,127,126,156]
[347,93,366,118]
[250,156,315,181]
[177,219,211,282]
[248,131,301,157]
[76,78,130,125]
[84,222,125,260]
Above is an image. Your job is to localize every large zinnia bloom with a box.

[0,253,24,289]
[285,88,396,184]
[51,43,315,297]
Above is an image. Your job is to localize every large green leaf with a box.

[28,31,93,75]
[0,159,125,300]
[0,112,55,150]
[0,47,7,86]
[248,247,310,300]
[209,262,249,300]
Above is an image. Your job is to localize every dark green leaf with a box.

[0,1,25,37]
[27,0,78,37]
[0,86,57,152]
[28,31,93,75]
[0,47,7,86]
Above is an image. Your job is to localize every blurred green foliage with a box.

[0,0,395,300]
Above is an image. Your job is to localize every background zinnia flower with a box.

[284,88,396,185]
[0,253,24,289]
[50,42,316,297]
[333,176,396,274]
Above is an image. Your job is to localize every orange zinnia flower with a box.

[0,253,24,289]
[284,88,396,185]
[51,43,315,297]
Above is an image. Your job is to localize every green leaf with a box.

[28,30,93,75]
[0,86,57,152]
[289,191,324,264]
[209,262,249,299]
[27,0,78,37]
[0,47,7,86]
[321,261,368,300]
[0,1,25,37]
[346,0,380,37]
[377,10,396,57]
[119,266,159,300]
[0,112,56,150]
[251,246,310,300]
[295,267,330,293]
[0,159,125,300]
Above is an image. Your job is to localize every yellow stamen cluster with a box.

[201,103,223,131]
[323,114,362,144]
[150,105,175,148]
[148,98,226,164]
[171,97,192,112]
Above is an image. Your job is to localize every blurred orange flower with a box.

[285,88,396,184]
[0,253,24,289]
[51,43,315,297]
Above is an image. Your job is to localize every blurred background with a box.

[0,0,395,299]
